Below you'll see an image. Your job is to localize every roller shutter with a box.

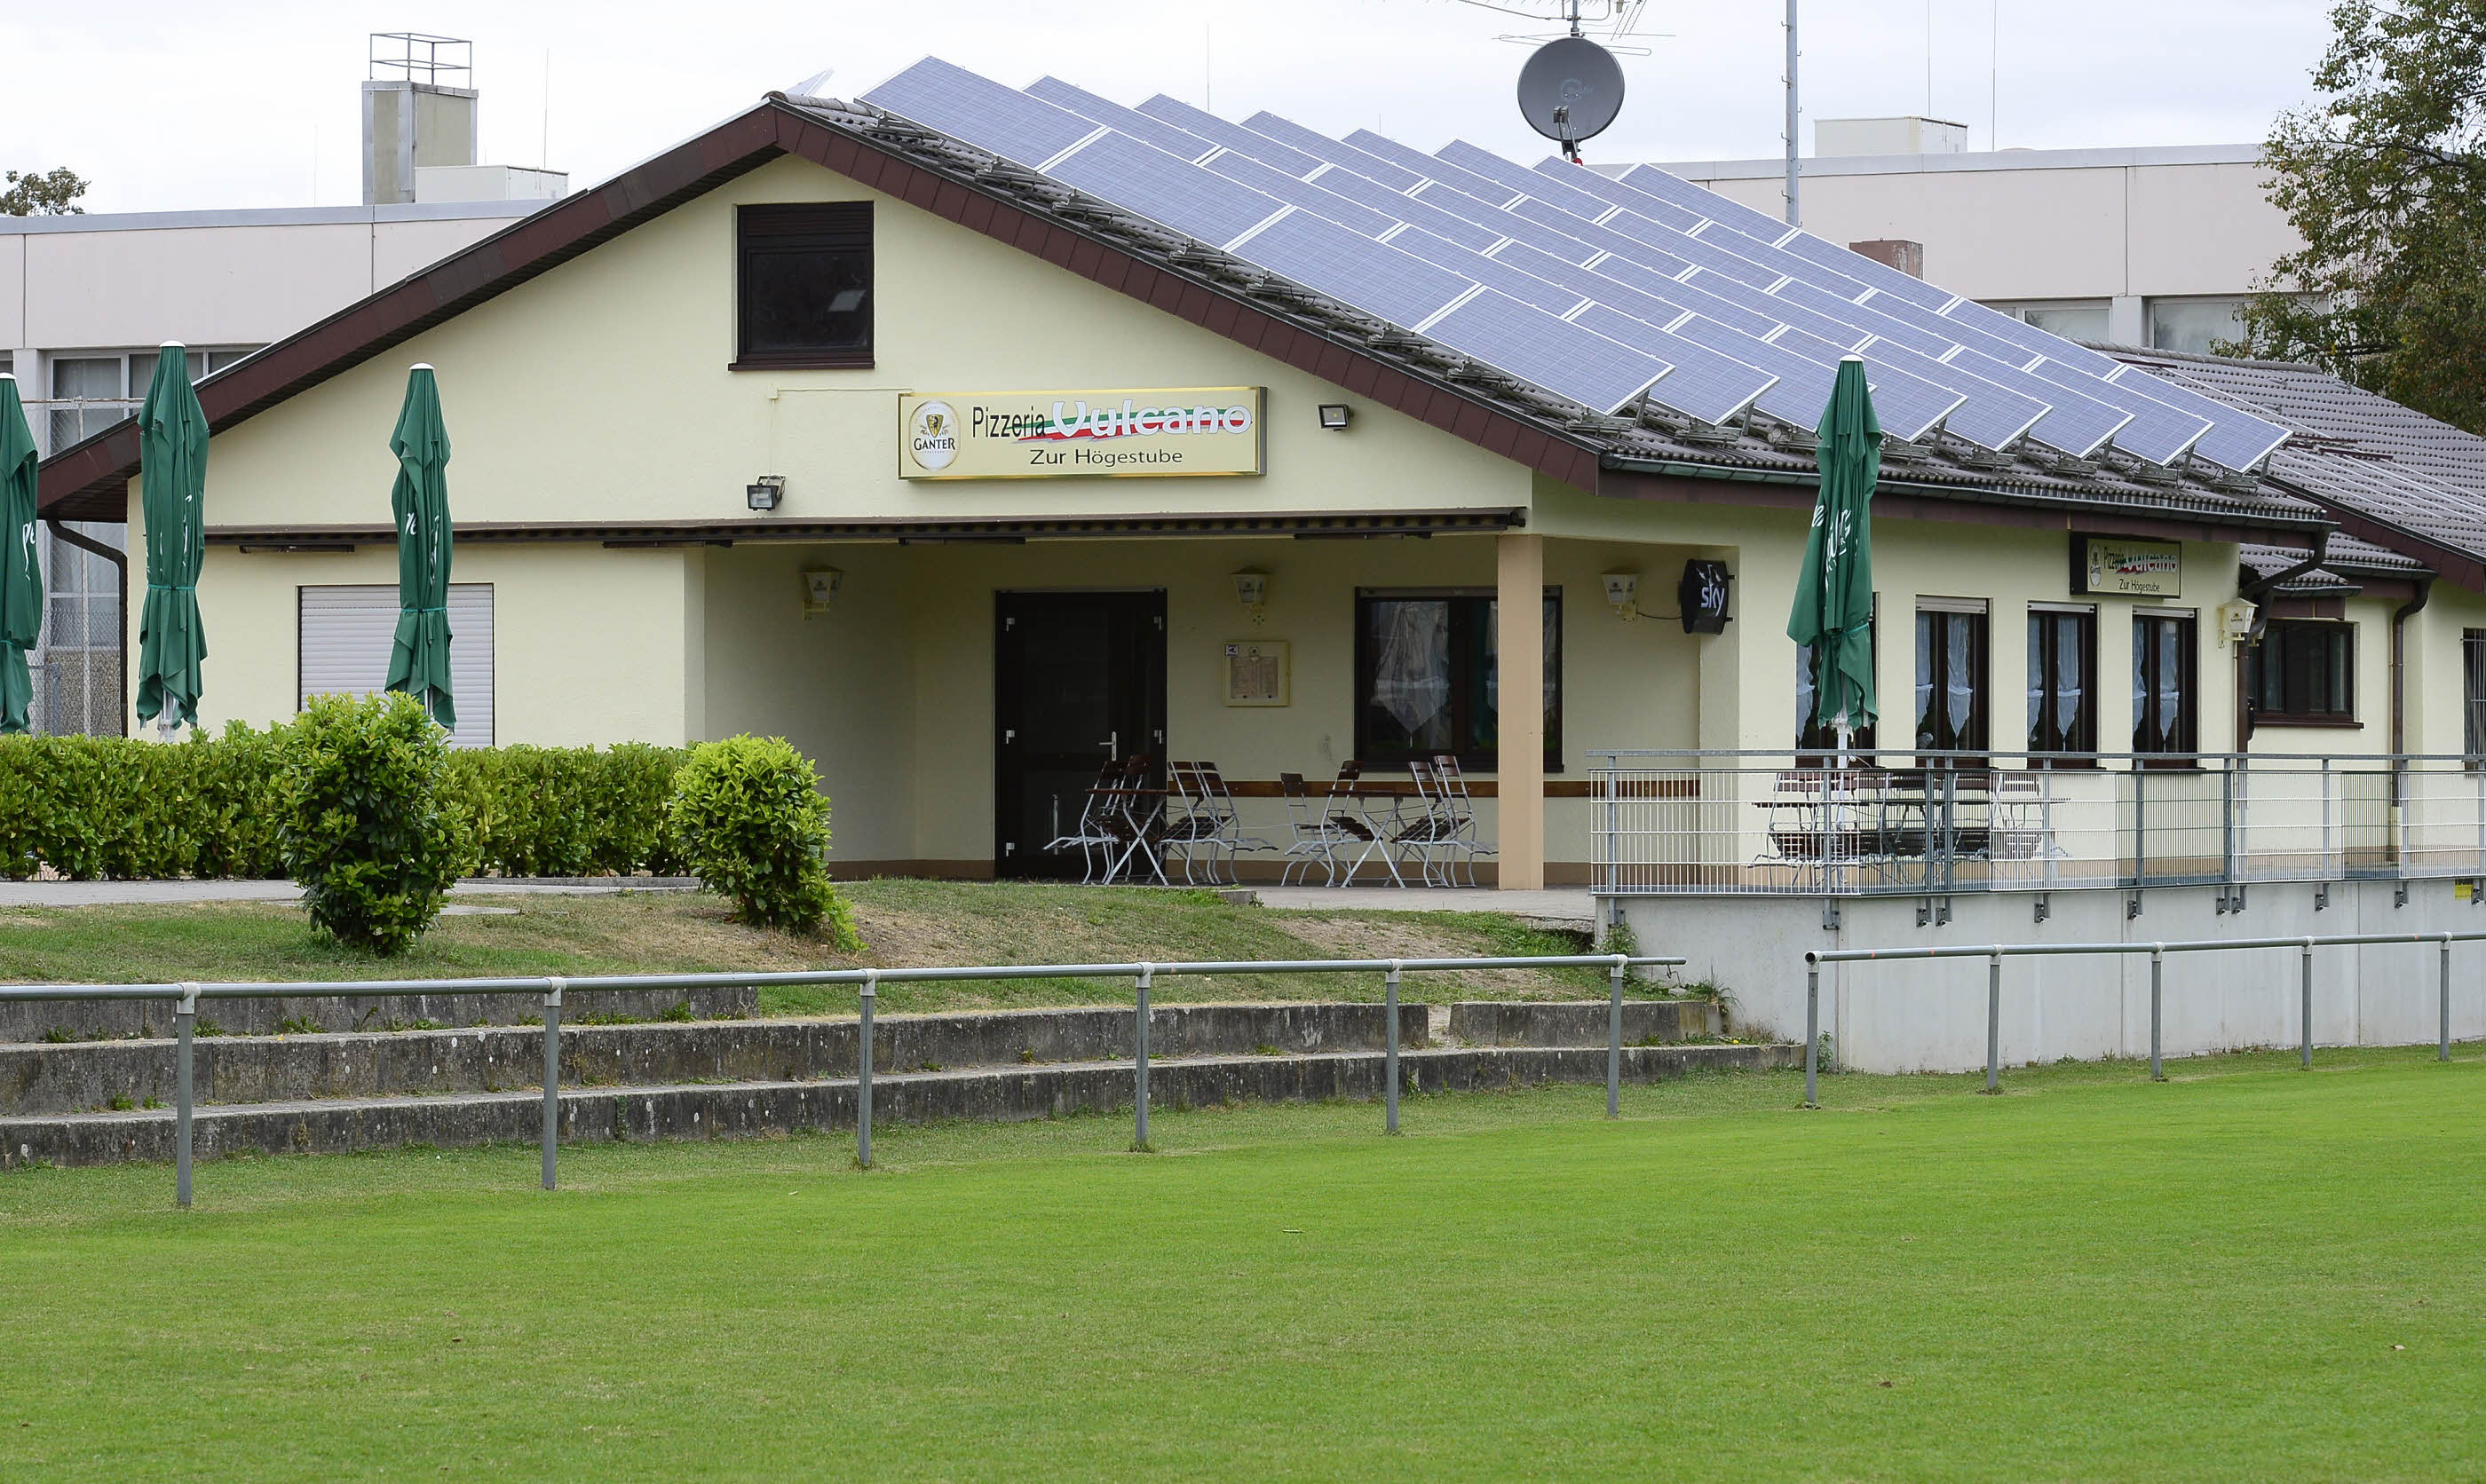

[297,583,494,746]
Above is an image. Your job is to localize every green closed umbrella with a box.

[384,364,455,727]
[1786,354,1880,754]
[134,343,209,737]
[0,374,38,734]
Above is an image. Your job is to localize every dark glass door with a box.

[994,591,1167,879]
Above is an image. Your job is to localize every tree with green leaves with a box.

[2241,2,2486,432]
[0,168,88,216]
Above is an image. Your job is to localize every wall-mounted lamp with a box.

[1601,571,1640,620]
[1317,403,1352,430]
[1232,567,1270,625]
[747,475,786,512]
[802,565,843,617]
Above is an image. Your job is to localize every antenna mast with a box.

[1783,0,1800,225]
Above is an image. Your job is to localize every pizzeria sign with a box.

[899,387,1265,480]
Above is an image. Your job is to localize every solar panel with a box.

[1136,96,1327,178]
[1420,290,1670,414]
[1025,76,1220,162]
[1611,163,1802,240]
[1552,305,1777,424]
[1764,327,1976,443]
[2024,359,2210,464]
[1239,111,1428,192]
[1772,233,1953,312]
[1294,166,1502,252]
[2107,367,2291,470]
[1344,130,1521,203]
[1532,159,1708,233]
[1238,209,1474,329]
[1389,226,1587,316]
[1941,301,2125,377]
[1944,348,2129,457]
[1769,276,1962,359]
[1045,130,1283,248]
[1485,241,1966,439]
[1436,140,1615,220]
[863,58,1097,168]
[1199,146,1405,240]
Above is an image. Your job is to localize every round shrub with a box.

[281,691,468,955]
[666,735,858,942]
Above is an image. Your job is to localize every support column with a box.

[1497,533,1546,890]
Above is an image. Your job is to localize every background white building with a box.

[1638,114,2300,354]
[1,34,561,737]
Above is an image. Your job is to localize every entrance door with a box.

[994,590,1167,879]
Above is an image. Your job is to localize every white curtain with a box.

[1372,601,1451,738]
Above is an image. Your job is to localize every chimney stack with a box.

[1849,240,1926,279]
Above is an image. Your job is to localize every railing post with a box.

[857,970,876,1169]
[541,977,564,1192]
[2441,935,2454,1063]
[2149,947,2165,1082]
[1803,959,1820,1109]
[1384,959,1402,1135]
[175,983,198,1210]
[1606,953,1626,1119]
[1133,963,1152,1151]
[1983,951,2002,1094]
[2300,937,2316,1071]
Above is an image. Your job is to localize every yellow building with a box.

[29,64,2486,925]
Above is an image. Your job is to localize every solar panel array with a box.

[862,58,2292,472]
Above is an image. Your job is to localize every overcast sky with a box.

[7,0,2337,215]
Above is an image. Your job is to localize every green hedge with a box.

[0,729,690,883]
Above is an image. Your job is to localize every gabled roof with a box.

[39,83,2329,549]
[2118,347,2486,589]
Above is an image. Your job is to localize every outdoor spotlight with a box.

[1317,403,1352,430]
[1231,568,1270,624]
[1601,571,1640,620]
[747,475,786,511]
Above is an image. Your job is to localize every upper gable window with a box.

[735,202,872,369]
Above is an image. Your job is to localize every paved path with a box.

[0,879,701,908]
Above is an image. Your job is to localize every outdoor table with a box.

[1088,785,1168,884]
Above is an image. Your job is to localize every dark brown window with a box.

[1353,592,1560,770]
[2133,612,2197,756]
[2027,608,2097,759]
[2250,620,2355,723]
[1915,606,1988,758]
[735,202,872,369]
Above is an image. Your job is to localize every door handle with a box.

[1100,730,1119,761]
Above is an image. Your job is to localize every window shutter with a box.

[298,584,495,746]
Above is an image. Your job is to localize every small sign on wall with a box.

[1223,641,1289,706]
[2073,535,2183,597]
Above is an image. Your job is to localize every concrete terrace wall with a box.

[1617,878,2486,1073]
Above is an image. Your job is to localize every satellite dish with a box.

[1517,36,1624,162]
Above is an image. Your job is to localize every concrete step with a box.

[1,983,756,1045]
[0,1001,1432,1116]
[1,999,1722,1117]
[0,1041,1804,1167]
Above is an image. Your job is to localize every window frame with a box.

[2465,629,2486,768]
[2250,619,2358,726]
[2132,611,2200,762]
[732,201,875,371]
[1914,599,1990,763]
[2026,604,2099,763]
[1350,588,1562,772]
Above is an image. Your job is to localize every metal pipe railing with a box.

[1,952,1686,1206]
[1799,930,2475,1106]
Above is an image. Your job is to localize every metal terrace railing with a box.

[0,952,1685,1209]
[1589,749,2486,897]
[1801,931,2479,1106]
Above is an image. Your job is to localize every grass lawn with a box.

[0,880,1626,1016]
[3,1046,2477,1480]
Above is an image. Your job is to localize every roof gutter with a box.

[2237,528,2330,643]
[2392,573,2435,765]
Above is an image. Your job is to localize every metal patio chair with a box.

[1279,773,1351,885]
[1190,762,1275,886]
[1322,762,1404,887]
[1159,762,1223,885]
[1047,761,1125,882]
[1430,754,1497,887]
[1389,759,1456,886]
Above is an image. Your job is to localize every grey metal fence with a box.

[1801,930,2480,1106]
[0,952,1685,1207]
[1589,749,2486,897]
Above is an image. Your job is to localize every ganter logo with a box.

[908,399,960,470]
